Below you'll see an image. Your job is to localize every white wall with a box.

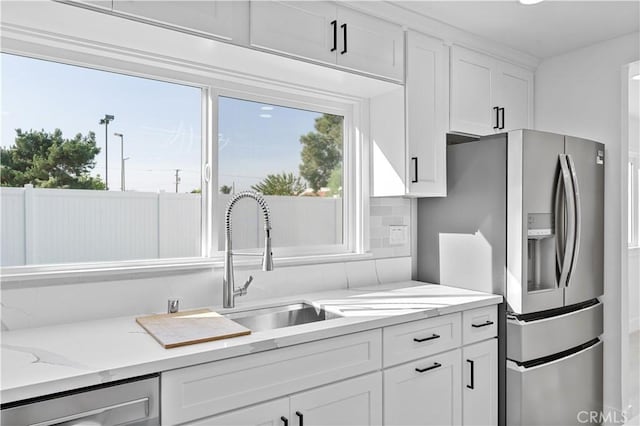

[0,256,412,331]
[534,31,640,419]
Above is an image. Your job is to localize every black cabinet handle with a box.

[413,333,440,342]
[467,359,475,389]
[499,107,505,130]
[415,362,442,373]
[330,20,337,52]
[493,106,499,129]
[411,157,418,183]
[471,320,494,328]
[296,411,304,426]
[281,416,289,426]
[340,23,347,54]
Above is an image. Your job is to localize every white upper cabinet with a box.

[450,45,533,136]
[250,1,404,81]
[494,61,533,132]
[406,31,449,197]
[334,7,404,81]
[370,31,448,198]
[250,1,337,64]
[112,1,247,42]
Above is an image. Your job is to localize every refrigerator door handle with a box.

[556,154,576,289]
[566,154,581,286]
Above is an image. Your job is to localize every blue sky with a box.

[1,53,322,193]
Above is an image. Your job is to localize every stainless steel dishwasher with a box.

[1,375,159,426]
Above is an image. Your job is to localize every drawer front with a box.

[383,313,461,367]
[161,330,381,425]
[507,301,603,362]
[462,305,498,345]
[507,340,602,425]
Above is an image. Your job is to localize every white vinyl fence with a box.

[0,187,342,267]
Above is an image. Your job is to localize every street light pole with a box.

[114,132,125,191]
[99,114,115,190]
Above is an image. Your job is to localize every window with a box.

[216,95,345,253]
[0,53,203,267]
[0,53,361,274]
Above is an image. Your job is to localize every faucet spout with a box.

[223,191,274,308]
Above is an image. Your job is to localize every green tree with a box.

[220,185,233,194]
[251,172,306,196]
[1,129,105,189]
[326,165,342,197]
[299,114,343,192]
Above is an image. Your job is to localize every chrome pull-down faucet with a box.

[223,191,273,308]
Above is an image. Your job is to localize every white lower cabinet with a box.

[185,398,289,426]
[462,339,498,426]
[289,373,382,426]
[384,349,462,426]
[162,307,499,426]
[186,373,382,426]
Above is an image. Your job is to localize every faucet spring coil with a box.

[224,191,272,238]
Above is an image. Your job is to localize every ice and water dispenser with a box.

[526,213,556,292]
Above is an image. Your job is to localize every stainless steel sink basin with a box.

[225,303,341,332]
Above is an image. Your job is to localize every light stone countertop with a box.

[0,281,502,404]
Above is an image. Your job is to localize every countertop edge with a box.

[1,282,502,404]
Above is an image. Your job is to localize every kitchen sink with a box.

[225,303,341,332]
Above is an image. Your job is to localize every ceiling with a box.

[393,1,640,59]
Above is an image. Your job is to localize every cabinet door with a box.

[406,31,449,196]
[185,398,289,426]
[112,1,243,41]
[450,46,496,136]
[335,6,404,81]
[384,349,461,426]
[250,1,337,65]
[462,339,498,426]
[290,373,382,426]
[494,61,533,132]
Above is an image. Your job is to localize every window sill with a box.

[0,252,374,288]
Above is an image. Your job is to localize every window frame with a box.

[210,84,355,258]
[0,10,369,282]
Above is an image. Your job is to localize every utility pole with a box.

[99,114,115,190]
[174,169,181,193]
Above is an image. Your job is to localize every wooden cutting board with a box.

[136,308,251,349]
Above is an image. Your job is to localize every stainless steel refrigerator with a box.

[417,129,604,426]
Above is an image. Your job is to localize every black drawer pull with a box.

[296,411,304,426]
[413,334,440,343]
[281,416,289,426]
[415,362,442,373]
[471,320,494,328]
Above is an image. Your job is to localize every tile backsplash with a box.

[369,197,412,258]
